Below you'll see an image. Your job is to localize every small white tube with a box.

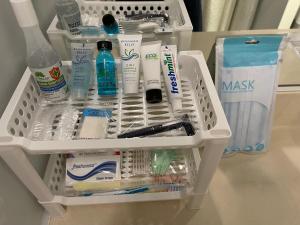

[141,41,162,103]
[118,34,142,94]
[160,45,183,112]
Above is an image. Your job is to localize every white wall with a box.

[0,0,55,225]
[251,0,289,29]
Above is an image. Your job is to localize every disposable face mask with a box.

[216,35,285,154]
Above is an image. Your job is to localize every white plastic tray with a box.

[47,0,193,59]
[41,148,199,206]
[0,51,230,154]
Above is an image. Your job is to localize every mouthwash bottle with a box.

[102,14,119,35]
[55,0,82,35]
[96,41,117,96]
[10,0,68,101]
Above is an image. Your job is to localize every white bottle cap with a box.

[10,0,39,27]
[172,98,182,112]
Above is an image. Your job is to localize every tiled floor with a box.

[50,93,300,225]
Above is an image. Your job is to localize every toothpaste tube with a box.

[160,45,183,112]
[66,154,120,187]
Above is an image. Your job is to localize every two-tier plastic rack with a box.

[0,51,230,217]
[47,0,193,60]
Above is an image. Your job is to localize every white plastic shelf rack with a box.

[0,51,230,217]
[47,0,193,59]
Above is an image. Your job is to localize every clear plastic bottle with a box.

[10,0,68,101]
[55,0,82,35]
[96,41,117,96]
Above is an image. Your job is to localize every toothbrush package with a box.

[216,35,285,154]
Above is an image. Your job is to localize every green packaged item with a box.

[151,150,178,175]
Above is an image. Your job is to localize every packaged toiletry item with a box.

[78,26,100,36]
[216,35,285,154]
[10,0,69,101]
[28,105,79,141]
[141,41,162,103]
[71,43,94,100]
[151,150,187,175]
[66,154,121,187]
[96,41,117,96]
[160,45,183,112]
[79,14,101,36]
[102,14,119,35]
[118,34,142,94]
[55,0,82,35]
[79,108,112,139]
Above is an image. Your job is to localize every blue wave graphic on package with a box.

[121,49,139,61]
[67,161,116,181]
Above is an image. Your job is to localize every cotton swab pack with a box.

[216,35,285,154]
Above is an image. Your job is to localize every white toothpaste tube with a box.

[118,34,142,94]
[141,41,162,103]
[160,45,183,112]
[66,154,121,187]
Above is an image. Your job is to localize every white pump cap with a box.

[10,0,39,27]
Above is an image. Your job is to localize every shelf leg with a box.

[0,148,65,216]
[188,140,227,209]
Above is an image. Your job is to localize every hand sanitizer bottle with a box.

[96,41,117,96]
[55,0,82,35]
[10,0,69,101]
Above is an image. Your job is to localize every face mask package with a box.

[215,35,286,154]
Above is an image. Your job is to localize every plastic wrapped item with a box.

[118,12,170,33]
[79,13,101,36]
[150,150,188,184]
[78,108,112,139]
[28,105,79,141]
[215,35,286,154]
[65,152,121,187]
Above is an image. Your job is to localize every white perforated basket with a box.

[47,0,193,60]
[41,148,200,206]
[0,51,230,154]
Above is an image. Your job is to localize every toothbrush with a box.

[81,186,149,196]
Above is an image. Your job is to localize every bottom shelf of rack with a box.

[45,191,187,206]
[42,148,200,206]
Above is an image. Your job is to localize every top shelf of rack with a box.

[47,0,193,59]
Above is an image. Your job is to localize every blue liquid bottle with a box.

[102,14,119,35]
[96,41,117,96]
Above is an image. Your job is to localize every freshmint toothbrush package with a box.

[216,35,285,154]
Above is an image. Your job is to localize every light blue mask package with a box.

[215,35,286,154]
